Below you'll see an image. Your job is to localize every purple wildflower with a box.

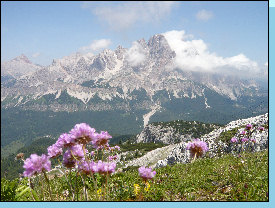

[251,138,256,143]
[231,137,238,143]
[78,161,95,175]
[138,166,156,181]
[259,127,265,132]
[114,145,120,151]
[56,133,74,148]
[70,144,86,159]
[92,131,112,149]
[23,154,51,177]
[186,139,208,158]
[108,155,118,161]
[63,150,76,168]
[246,124,252,130]
[92,160,116,175]
[241,138,249,143]
[69,123,96,145]
[62,144,85,168]
[240,131,246,135]
[47,144,63,158]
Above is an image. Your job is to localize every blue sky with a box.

[1,1,268,67]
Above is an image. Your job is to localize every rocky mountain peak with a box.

[148,34,176,60]
[1,54,42,78]
[137,38,147,48]
[148,34,167,48]
[115,45,126,60]
[12,54,32,64]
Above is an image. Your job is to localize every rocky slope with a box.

[124,113,268,169]
[135,120,220,144]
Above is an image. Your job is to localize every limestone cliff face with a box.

[136,120,220,144]
[125,113,268,169]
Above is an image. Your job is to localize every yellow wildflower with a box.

[97,188,103,197]
[144,182,150,192]
[134,184,140,195]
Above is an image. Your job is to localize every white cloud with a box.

[32,52,41,58]
[264,62,268,67]
[126,41,146,66]
[196,9,213,21]
[80,39,112,52]
[82,2,178,31]
[162,30,260,77]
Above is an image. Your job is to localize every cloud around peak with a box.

[126,41,146,67]
[162,30,262,78]
[80,39,112,52]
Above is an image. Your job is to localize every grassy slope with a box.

[1,150,268,201]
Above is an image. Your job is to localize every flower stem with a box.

[58,159,73,201]
[90,173,98,200]
[106,173,109,200]
[75,171,79,201]
[39,175,45,200]
[28,178,36,201]
[192,152,197,163]
[43,170,53,200]
[80,173,88,201]
[69,169,75,201]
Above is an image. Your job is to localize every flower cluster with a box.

[241,138,249,143]
[138,166,156,181]
[259,126,265,132]
[108,155,118,161]
[230,124,266,153]
[78,161,94,175]
[21,122,159,201]
[23,154,51,177]
[47,144,63,158]
[23,123,118,177]
[92,160,116,175]
[92,131,112,149]
[230,137,238,143]
[186,138,208,158]
[63,144,87,168]
[69,123,96,145]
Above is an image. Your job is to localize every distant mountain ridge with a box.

[1,54,42,79]
[1,34,268,132]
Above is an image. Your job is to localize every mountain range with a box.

[1,34,268,139]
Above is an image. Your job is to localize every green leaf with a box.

[30,189,40,201]
[15,186,30,199]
